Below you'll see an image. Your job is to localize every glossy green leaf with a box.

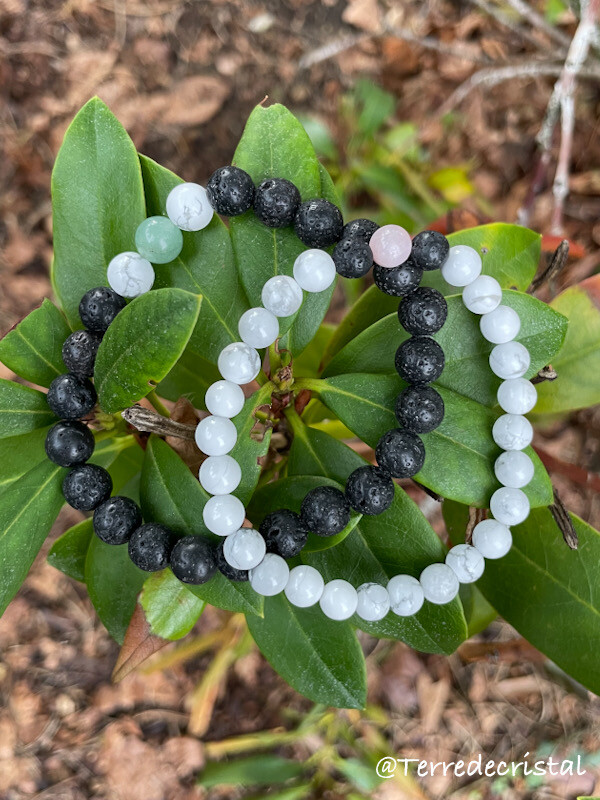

[94,288,201,413]
[0,300,70,387]
[51,97,146,327]
[198,755,303,788]
[0,426,52,493]
[47,518,93,582]
[292,323,335,378]
[0,380,56,439]
[157,350,221,409]
[140,570,206,640]
[0,459,65,616]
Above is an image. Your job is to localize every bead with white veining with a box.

[472,518,512,559]
[107,251,155,298]
[249,553,290,596]
[205,380,245,418]
[419,563,460,604]
[489,341,531,379]
[497,378,537,414]
[284,565,324,607]
[319,579,358,621]
[480,305,521,344]
[462,274,502,314]
[261,275,303,317]
[223,527,266,570]
[199,454,242,495]
[218,342,262,384]
[492,413,533,450]
[490,487,530,526]
[166,182,214,231]
[494,450,534,488]
[441,245,482,287]
[446,544,485,583]
[356,582,390,621]
[387,574,424,617]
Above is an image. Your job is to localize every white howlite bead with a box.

[293,249,336,293]
[202,494,246,536]
[195,415,237,456]
[166,182,214,231]
[387,574,424,617]
[441,245,482,287]
[249,553,289,596]
[490,487,530,526]
[205,380,245,418]
[261,275,303,317]
[497,378,537,415]
[472,518,512,559]
[218,342,262,384]
[419,563,460,605]
[284,565,324,608]
[494,450,534,489]
[445,544,485,584]
[319,579,358,621]
[492,413,533,451]
[462,275,502,314]
[356,582,390,622]
[107,251,154,298]
[199,455,242,495]
[238,307,279,349]
[223,527,266,570]
[489,341,531,379]
[480,305,521,344]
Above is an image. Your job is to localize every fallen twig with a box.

[122,405,196,440]
[549,488,579,549]
[528,239,570,293]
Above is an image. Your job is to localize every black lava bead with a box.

[300,485,351,537]
[216,539,249,582]
[170,536,217,585]
[398,287,448,335]
[375,429,425,478]
[62,329,103,376]
[342,218,379,244]
[395,337,445,384]
[254,178,301,228]
[62,464,113,511]
[294,199,344,248]
[411,230,449,271]
[333,238,374,279]
[345,466,394,516]
[395,385,445,433]
[79,287,126,333]
[206,166,255,216]
[45,420,94,467]
[47,373,97,419]
[373,259,423,297]
[93,496,142,545]
[128,523,174,572]
[260,509,309,558]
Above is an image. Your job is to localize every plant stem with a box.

[146,389,170,417]
[294,377,324,395]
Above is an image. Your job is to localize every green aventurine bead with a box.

[135,216,183,264]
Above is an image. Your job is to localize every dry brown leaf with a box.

[112,604,169,683]
[342,0,382,33]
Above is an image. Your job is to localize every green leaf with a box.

[247,594,367,709]
[140,155,250,364]
[0,300,71,387]
[228,383,274,505]
[51,97,146,327]
[140,570,205,640]
[292,323,335,378]
[0,380,56,439]
[47,519,93,582]
[94,288,201,413]
[0,459,65,616]
[157,350,221,409]
[198,755,304,788]
[0,426,52,494]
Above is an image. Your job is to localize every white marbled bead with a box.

[284,565,324,608]
[107,251,154,298]
[238,307,279,349]
[497,378,537,415]
[489,341,531,379]
[480,305,521,344]
[319,579,358,621]
[490,487,530,526]
[420,563,460,605]
[195,415,237,456]
[494,450,534,489]
[356,582,390,622]
[199,455,242,495]
[223,527,266,571]
[293,249,336,293]
[472,518,513,559]
[218,342,262,384]
[445,544,485,584]
[205,380,245,418]
[387,574,424,617]
[462,274,502,314]
[492,413,533,451]
[261,275,303,317]
[441,245,482,287]
[166,182,214,231]
[202,494,246,536]
[250,553,289,596]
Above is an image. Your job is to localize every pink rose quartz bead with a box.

[369,225,412,269]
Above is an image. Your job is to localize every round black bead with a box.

[170,536,217,585]
[300,485,351,537]
[93,496,142,545]
[47,373,97,419]
[411,230,449,271]
[294,199,343,248]
[254,178,301,228]
[373,259,423,297]
[128,523,174,572]
[260,509,309,558]
[333,238,374,279]
[345,465,394,516]
[62,464,113,511]
[395,385,445,433]
[206,165,255,217]
[79,287,126,333]
[395,337,445,384]
[398,287,448,336]
[342,218,379,244]
[216,539,249,582]
[45,420,94,467]
[375,429,425,478]
[62,330,103,377]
